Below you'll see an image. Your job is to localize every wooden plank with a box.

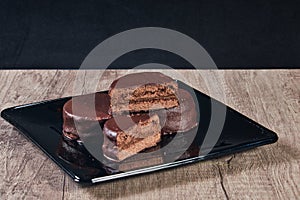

[0,70,299,199]
[218,70,300,199]
[0,71,65,199]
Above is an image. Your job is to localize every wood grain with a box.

[0,70,299,199]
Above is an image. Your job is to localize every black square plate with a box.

[1,82,278,184]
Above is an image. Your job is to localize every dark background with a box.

[1,0,299,69]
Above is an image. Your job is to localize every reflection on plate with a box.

[57,129,200,174]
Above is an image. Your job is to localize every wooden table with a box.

[0,70,299,199]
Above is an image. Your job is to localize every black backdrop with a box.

[1,0,300,69]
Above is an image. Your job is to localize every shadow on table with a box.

[74,139,299,199]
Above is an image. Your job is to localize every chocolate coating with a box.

[108,72,179,114]
[161,88,198,133]
[63,92,111,120]
[102,114,161,161]
[62,92,111,140]
[109,72,175,90]
[103,114,151,142]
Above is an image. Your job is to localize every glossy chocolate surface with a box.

[109,72,175,90]
[62,92,111,139]
[103,114,151,141]
[63,92,111,121]
[162,88,198,133]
